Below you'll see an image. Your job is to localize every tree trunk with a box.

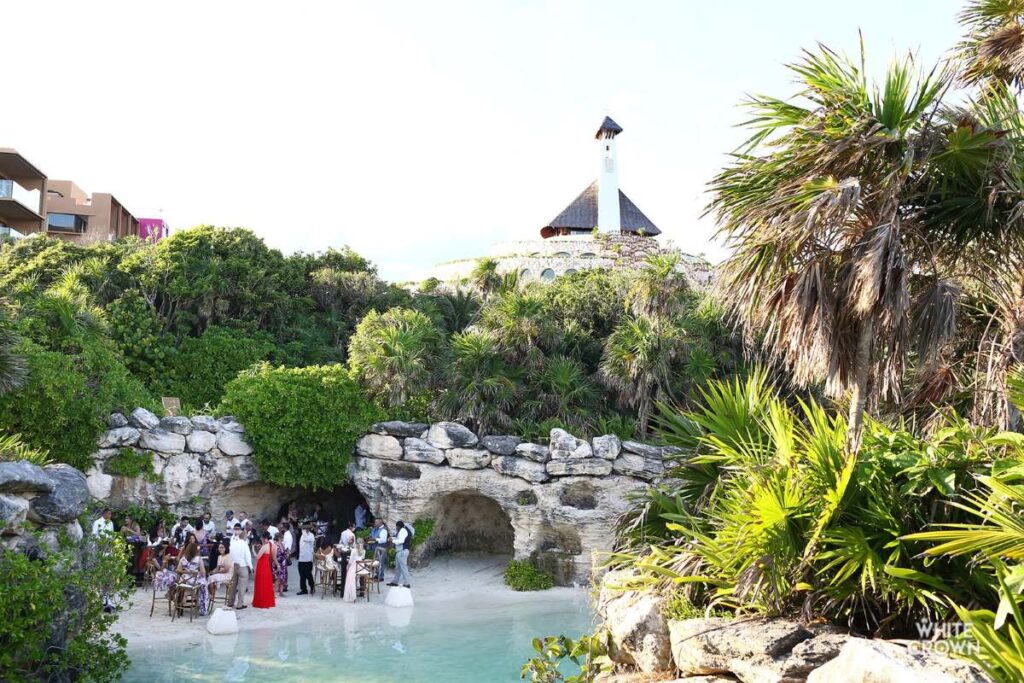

[846,316,875,452]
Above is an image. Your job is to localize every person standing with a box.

[252,531,277,609]
[227,523,253,610]
[388,521,412,588]
[92,508,114,537]
[371,519,389,582]
[297,523,316,595]
[201,512,216,536]
[343,538,365,603]
[339,522,356,551]
[282,522,295,559]
[354,503,368,530]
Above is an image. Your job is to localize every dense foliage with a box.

[504,559,555,591]
[219,363,384,488]
[0,532,133,682]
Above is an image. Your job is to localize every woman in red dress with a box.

[252,531,278,609]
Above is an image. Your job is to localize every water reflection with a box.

[124,595,592,683]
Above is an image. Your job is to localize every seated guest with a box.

[149,520,168,545]
[200,512,216,536]
[315,539,337,571]
[120,514,142,541]
[153,538,180,595]
[176,539,210,616]
[171,516,194,544]
[206,541,234,602]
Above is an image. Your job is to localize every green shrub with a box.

[0,532,133,682]
[112,503,176,534]
[159,325,275,410]
[520,633,610,682]
[107,289,174,384]
[104,448,157,481]
[505,559,554,591]
[219,363,383,488]
[0,433,51,466]
[0,339,156,469]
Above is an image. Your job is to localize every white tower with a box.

[596,116,623,232]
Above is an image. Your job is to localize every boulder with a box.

[622,441,663,459]
[129,407,161,429]
[108,412,129,428]
[550,428,593,460]
[138,428,186,454]
[491,455,550,483]
[85,466,113,499]
[807,638,988,683]
[356,434,403,460]
[372,421,429,437]
[403,438,445,465]
[64,520,84,544]
[29,464,90,525]
[481,435,522,456]
[598,571,672,673]
[187,430,217,454]
[159,416,193,435]
[97,426,141,449]
[218,416,245,433]
[668,617,821,680]
[612,452,664,481]
[427,422,479,449]
[217,430,253,457]
[190,415,220,432]
[0,461,55,494]
[446,448,492,470]
[547,458,613,477]
[592,434,622,460]
[515,443,550,463]
[206,607,239,635]
[0,494,29,533]
[158,453,204,502]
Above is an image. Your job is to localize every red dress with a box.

[252,546,276,609]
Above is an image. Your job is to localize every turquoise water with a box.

[122,593,593,683]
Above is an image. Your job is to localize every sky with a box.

[5,1,964,282]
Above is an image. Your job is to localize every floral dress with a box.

[274,541,288,588]
[178,556,210,616]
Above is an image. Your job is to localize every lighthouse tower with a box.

[596,116,623,232]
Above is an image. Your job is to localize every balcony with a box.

[0,179,12,199]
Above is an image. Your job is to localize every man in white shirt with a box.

[371,519,389,581]
[297,523,316,595]
[200,512,216,536]
[338,522,356,551]
[171,516,195,544]
[92,508,114,537]
[388,520,412,588]
[225,510,240,530]
[282,523,294,558]
[227,523,254,609]
[261,519,279,539]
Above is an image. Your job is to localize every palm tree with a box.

[426,288,481,334]
[707,44,1021,448]
[957,0,1024,89]
[470,258,503,298]
[437,330,522,434]
[628,252,691,319]
[536,356,600,434]
[480,290,557,364]
[347,307,443,409]
[30,266,107,352]
[600,315,682,437]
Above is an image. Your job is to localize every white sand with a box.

[113,553,587,644]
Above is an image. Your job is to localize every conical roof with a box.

[541,180,661,236]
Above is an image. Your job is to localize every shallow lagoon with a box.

[122,590,593,682]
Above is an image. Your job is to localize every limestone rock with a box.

[356,434,403,460]
[612,452,663,481]
[158,453,204,502]
[622,440,663,459]
[139,428,186,454]
[0,461,55,494]
[217,430,253,457]
[598,571,672,673]
[218,416,245,433]
[547,458,613,477]
[592,434,622,460]
[187,430,217,454]
[190,415,220,432]
[807,638,988,683]
[129,407,160,429]
[29,465,90,525]
[515,442,550,463]
[491,456,550,483]
[97,426,141,448]
[206,607,239,635]
[481,435,522,456]
[108,412,129,428]
[402,438,445,465]
[669,617,817,680]
[550,428,593,460]
[85,466,113,499]
[427,422,479,449]
[446,448,491,470]
[159,416,193,435]
[372,420,429,437]
[64,520,84,544]
[0,494,29,533]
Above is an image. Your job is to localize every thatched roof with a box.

[595,116,624,139]
[541,181,661,236]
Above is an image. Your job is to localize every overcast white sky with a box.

[5,1,962,281]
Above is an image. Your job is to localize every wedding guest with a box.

[176,539,210,616]
[339,521,356,551]
[273,532,288,595]
[297,523,316,595]
[207,541,234,602]
[91,508,114,537]
[354,503,368,530]
[120,514,142,540]
[252,531,277,609]
[200,512,216,536]
[388,521,412,588]
[371,519,389,582]
[343,538,366,603]
[227,524,253,610]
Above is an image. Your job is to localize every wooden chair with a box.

[208,565,238,609]
[356,559,380,601]
[142,557,159,590]
[314,560,336,600]
[172,570,202,622]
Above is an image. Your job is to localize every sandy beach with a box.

[113,553,589,644]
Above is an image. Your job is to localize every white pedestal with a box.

[384,585,414,608]
[206,607,239,635]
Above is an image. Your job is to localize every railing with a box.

[0,179,13,199]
